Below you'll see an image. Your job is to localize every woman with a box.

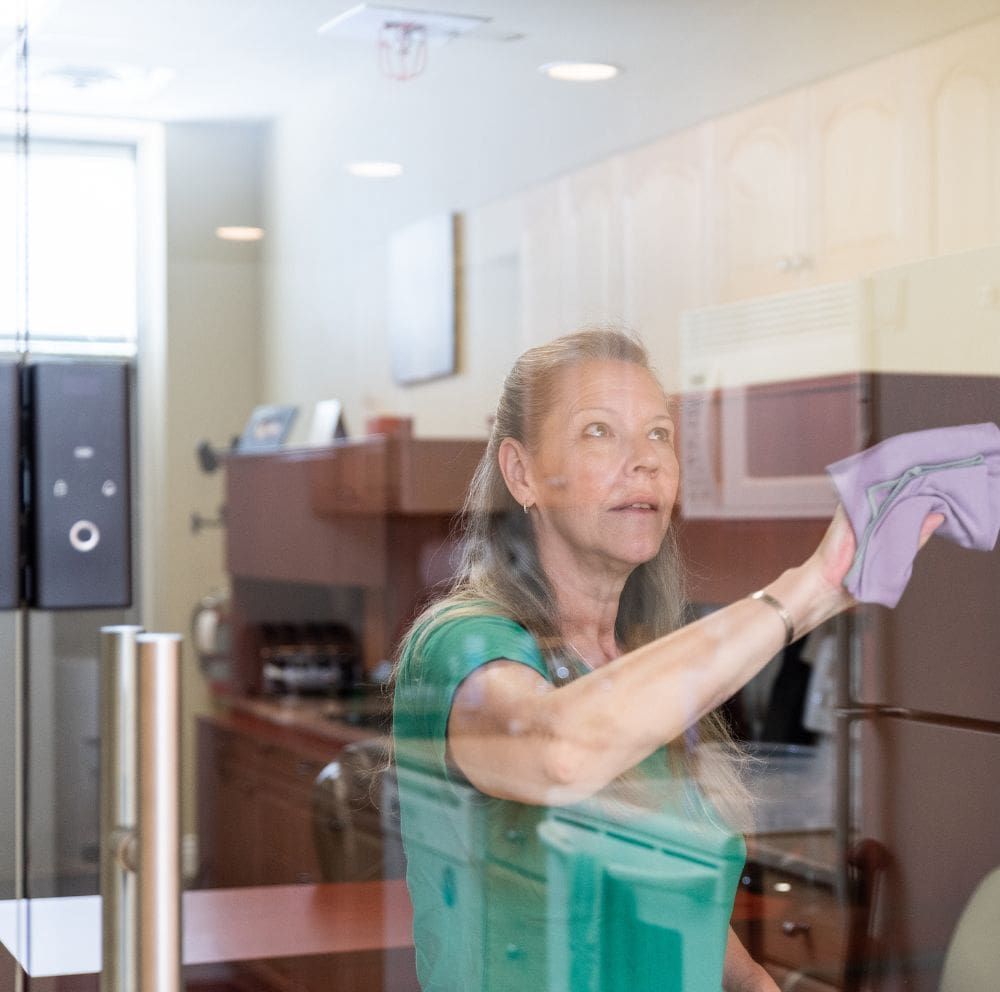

[392,328,941,992]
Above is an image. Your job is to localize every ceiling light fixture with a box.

[216,227,264,242]
[539,62,620,83]
[346,161,404,179]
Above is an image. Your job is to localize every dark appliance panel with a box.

[28,361,132,609]
[0,362,20,609]
[857,716,1000,992]
[859,373,1000,722]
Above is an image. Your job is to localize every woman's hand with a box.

[807,503,945,600]
[722,929,781,991]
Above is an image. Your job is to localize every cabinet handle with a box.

[781,920,811,937]
[504,943,524,961]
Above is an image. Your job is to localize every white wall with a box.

[263,119,525,439]
[160,121,266,835]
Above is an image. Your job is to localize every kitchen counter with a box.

[212,692,390,751]
[0,880,414,978]
[746,831,838,887]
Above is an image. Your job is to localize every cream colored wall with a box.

[262,106,527,442]
[158,121,266,837]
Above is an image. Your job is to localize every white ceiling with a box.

[8,0,1000,203]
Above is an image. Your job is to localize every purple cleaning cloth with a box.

[826,422,1000,607]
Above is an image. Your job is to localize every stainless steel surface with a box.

[136,633,182,992]
[100,625,143,992]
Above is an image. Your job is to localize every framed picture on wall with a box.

[387,213,458,385]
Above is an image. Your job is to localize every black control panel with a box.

[27,362,132,609]
[0,362,19,610]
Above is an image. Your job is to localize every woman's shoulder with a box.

[406,600,532,654]
[409,597,519,636]
[397,599,547,682]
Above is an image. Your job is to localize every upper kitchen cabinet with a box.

[519,180,568,349]
[913,17,1000,256]
[519,160,625,349]
[560,159,626,332]
[621,128,712,391]
[707,89,808,303]
[708,56,922,303]
[804,50,924,283]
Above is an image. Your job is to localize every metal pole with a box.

[136,633,183,992]
[100,625,144,992]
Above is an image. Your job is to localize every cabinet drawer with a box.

[757,870,845,980]
[256,741,327,798]
[210,725,258,782]
[765,962,841,992]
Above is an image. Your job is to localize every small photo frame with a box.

[239,404,298,451]
[307,399,348,446]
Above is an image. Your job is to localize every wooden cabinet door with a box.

[559,158,625,331]
[805,50,924,284]
[519,181,567,349]
[622,128,710,391]
[708,90,807,303]
[914,18,1000,256]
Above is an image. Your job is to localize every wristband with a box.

[749,590,795,647]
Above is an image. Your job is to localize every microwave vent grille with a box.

[681,281,867,388]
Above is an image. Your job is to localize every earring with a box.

[523,502,530,514]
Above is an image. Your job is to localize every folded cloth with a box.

[826,422,1000,607]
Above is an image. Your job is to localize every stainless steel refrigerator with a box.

[1,359,135,900]
[846,372,1000,992]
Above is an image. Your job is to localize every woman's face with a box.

[525,358,679,579]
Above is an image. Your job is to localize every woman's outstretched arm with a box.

[447,507,943,805]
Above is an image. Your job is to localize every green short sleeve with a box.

[392,613,549,782]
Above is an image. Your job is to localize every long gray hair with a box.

[402,327,752,828]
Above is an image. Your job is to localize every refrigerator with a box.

[0,359,135,900]
[847,372,1000,992]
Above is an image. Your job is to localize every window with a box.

[0,138,137,356]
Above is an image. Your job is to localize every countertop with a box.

[0,880,413,977]
[746,831,838,886]
[211,692,390,752]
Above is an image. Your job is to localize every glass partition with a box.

[1,5,999,992]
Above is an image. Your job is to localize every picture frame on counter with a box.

[307,399,349,446]
[238,403,298,451]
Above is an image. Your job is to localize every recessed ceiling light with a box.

[346,161,404,179]
[216,226,264,242]
[539,62,620,83]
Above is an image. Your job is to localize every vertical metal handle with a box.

[100,627,183,992]
[100,625,143,992]
[137,633,183,992]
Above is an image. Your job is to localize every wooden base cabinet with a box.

[198,717,331,889]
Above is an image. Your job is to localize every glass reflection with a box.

[0,4,998,992]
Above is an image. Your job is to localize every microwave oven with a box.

[679,372,868,518]
[679,279,871,519]
[678,244,1000,518]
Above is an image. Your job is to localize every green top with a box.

[392,611,746,992]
